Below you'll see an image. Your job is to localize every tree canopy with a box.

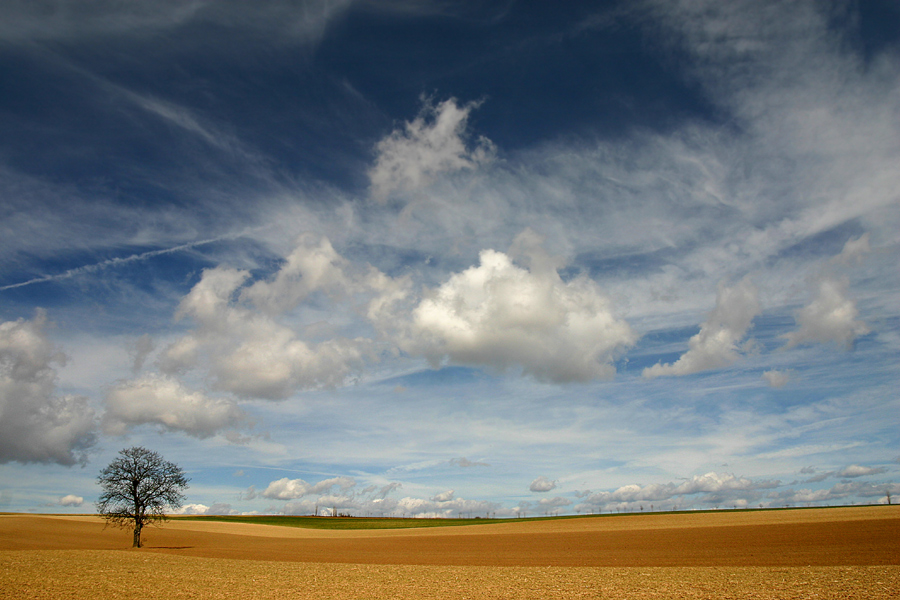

[96,446,189,547]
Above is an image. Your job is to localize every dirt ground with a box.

[2,506,899,599]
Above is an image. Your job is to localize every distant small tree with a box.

[96,447,189,548]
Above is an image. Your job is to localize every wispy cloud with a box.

[0,0,355,44]
[0,234,244,292]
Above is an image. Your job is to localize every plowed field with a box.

[2,506,899,599]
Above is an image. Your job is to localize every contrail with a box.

[0,235,236,292]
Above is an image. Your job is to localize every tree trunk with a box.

[133,522,142,548]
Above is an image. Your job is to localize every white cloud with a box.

[644,277,760,378]
[673,472,769,495]
[536,496,571,510]
[781,234,872,352]
[836,465,887,479]
[770,481,899,506]
[576,472,782,512]
[263,478,506,519]
[103,374,246,438]
[241,234,354,316]
[59,494,83,507]
[262,476,357,500]
[369,97,496,201]
[0,311,96,465]
[262,478,313,500]
[431,490,455,502]
[529,476,557,493]
[395,495,501,518]
[834,234,871,267]
[762,369,791,388]
[313,476,357,493]
[638,0,900,282]
[400,231,636,383]
[159,235,386,399]
[174,503,238,516]
[211,323,370,399]
[783,276,870,350]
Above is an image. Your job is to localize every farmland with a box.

[2,505,898,598]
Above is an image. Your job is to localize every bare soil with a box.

[2,506,899,599]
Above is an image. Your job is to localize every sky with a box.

[1,0,899,518]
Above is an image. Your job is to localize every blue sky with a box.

[1,0,899,517]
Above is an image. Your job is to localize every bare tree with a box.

[96,446,189,548]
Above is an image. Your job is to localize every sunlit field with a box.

[3,505,898,599]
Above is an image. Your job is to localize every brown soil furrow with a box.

[2,550,899,600]
[2,507,899,567]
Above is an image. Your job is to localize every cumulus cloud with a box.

[159,234,392,399]
[771,481,900,507]
[156,229,638,394]
[262,477,504,519]
[369,97,495,201]
[529,476,557,492]
[400,231,637,383]
[836,465,887,479]
[673,472,776,495]
[262,478,314,500]
[536,496,571,510]
[59,494,83,507]
[240,234,355,316]
[0,311,96,465]
[644,277,760,378]
[762,369,791,388]
[174,502,238,515]
[262,476,357,500]
[782,276,870,350]
[782,235,872,351]
[103,374,247,438]
[394,494,501,519]
[576,472,781,512]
